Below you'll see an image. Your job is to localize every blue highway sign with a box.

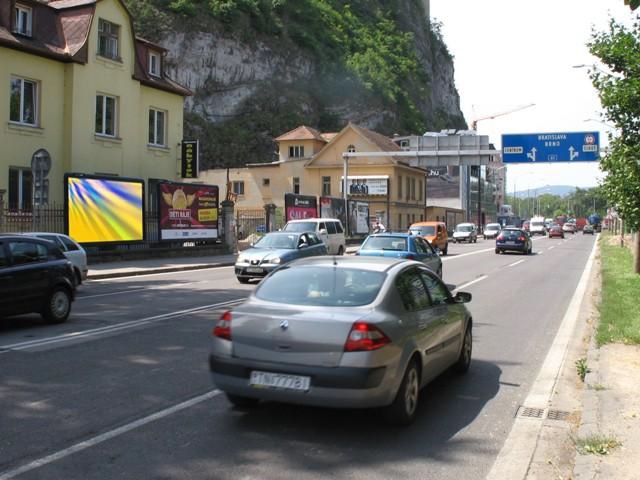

[501,132,600,163]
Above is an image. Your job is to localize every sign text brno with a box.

[502,132,600,163]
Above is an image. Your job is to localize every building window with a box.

[262,178,270,187]
[8,167,33,210]
[419,179,423,202]
[398,175,403,200]
[398,213,402,230]
[98,19,119,59]
[322,176,331,196]
[149,51,161,77]
[293,177,300,194]
[10,77,37,126]
[95,94,117,137]
[289,145,304,158]
[405,177,410,200]
[411,178,416,200]
[14,4,32,36]
[232,181,244,195]
[148,108,166,146]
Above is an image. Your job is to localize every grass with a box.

[575,434,621,455]
[588,383,608,391]
[575,358,590,382]
[597,234,640,345]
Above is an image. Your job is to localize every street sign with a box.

[501,132,600,163]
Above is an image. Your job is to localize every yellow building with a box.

[199,123,428,232]
[0,0,190,210]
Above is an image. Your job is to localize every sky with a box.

[429,0,635,192]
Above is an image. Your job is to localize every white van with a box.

[282,218,346,255]
[529,216,547,236]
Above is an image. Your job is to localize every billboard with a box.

[339,175,389,195]
[348,200,370,235]
[426,166,461,200]
[319,197,347,227]
[65,174,144,244]
[285,193,317,221]
[158,181,219,241]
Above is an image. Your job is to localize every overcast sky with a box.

[429,0,634,192]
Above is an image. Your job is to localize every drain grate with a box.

[517,406,545,418]
[547,409,570,421]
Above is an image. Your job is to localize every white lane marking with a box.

[443,247,493,261]
[454,275,488,291]
[537,251,544,255]
[77,288,146,300]
[88,265,235,282]
[548,246,555,250]
[0,299,243,352]
[77,281,207,300]
[507,260,525,267]
[0,389,222,480]
[487,233,599,480]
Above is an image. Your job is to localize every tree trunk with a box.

[620,218,625,247]
[635,229,640,275]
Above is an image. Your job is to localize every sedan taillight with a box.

[344,322,390,352]
[213,310,232,340]
[497,234,504,241]
[518,236,526,242]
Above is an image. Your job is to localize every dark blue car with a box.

[357,232,443,278]
[495,228,533,255]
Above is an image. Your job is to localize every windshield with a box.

[256,266,386,306]
[456,225,473,232]
[283,222,315,233]
[485,224,500,231]
[410,226,436,236]
[531,221,545,227]
[501,230,523,239]
[253,234,297,249]
[361,236,407,251]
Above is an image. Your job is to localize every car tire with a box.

[337,246,345,256]
[385,360,420,426]
[42,287,72,324]
[226,393,259,409]
[74,268,82,286]
[495,248,500,254]
[237,276,250,284]
[454,325,472,374]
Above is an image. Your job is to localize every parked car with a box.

[562,223,576,234]
[483,223,502,239]
[408,221,449,255]
[548,226,565,239]
[209,256,473,425]
[0,235,76,323]
[235,231,327,283]
[22,232,88,284]
[495,228,533,255]
[357,232,442,278]
[583,224,595,235]
[282,218,346,255]
[452,223,477,243]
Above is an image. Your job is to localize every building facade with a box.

[1,0,190,210]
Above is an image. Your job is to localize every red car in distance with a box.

[548,225,564,239]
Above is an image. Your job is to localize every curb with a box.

[87,262,236,280]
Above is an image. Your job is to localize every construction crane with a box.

[471,103,536,131]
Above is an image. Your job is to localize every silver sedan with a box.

[209,256,473,425]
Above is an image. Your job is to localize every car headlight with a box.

[237,256,249,263]
[268,257,281,264]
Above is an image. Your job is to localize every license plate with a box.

[250,371,310,392]
[246,267,263,273]
[505,241,516,245]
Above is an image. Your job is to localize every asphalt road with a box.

[0,232,597,480]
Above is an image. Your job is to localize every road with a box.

[0,233,596,480]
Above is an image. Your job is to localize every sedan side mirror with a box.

[453,291,472,304]
[319,229,328,236]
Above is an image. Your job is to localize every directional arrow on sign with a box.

[569,146,579,161]
[527,147,537,162]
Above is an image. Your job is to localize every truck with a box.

[588,213,602,232]
[529,216,547,235]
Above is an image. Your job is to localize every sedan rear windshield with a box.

[361,236,407,251]
[410,226,435,236]
[456,225,473,232]
[500,230,523,239]
[256,266,386,306]
[283,222,315,233]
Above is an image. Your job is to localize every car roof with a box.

[367,232,413,238]
[410,221,444,226]
[266,231,307,236]
[0,234,56,244]
[287,255,417,273]
[285,218,340,223]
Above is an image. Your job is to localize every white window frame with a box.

[8,167,33,210]
[148,108,166,146]
[232,181,245,195]
[98,19,119,59]
[95,94,117,137]
[10,76,38,126]
[149,51,161,77]
[288,145,304,158]
[322,176,331,196]
[14,4,32,37]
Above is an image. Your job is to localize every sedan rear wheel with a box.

[42,287,71,324]
[237,276,250,284]
[337,246,345,256]
[385,360,420,426]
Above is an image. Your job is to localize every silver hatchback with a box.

[209,256,473,425]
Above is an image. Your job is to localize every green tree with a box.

[589,14,640,273]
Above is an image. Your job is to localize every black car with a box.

[495,228,533,255]
[0,235,76,323]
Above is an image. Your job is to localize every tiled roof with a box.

[47,0,97,9]
[350,123,401,152]
[275,125,327,142]
[320,133,338,142]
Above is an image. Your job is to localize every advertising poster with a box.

[65,174,144,244]
[426,166,461,199]
[348,200,370,235]
[285,193,317,221]
[158,182,219,241]
[319,197,347,227]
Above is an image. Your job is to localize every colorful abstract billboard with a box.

[65,174,144,244]
[158,182,219,241]
[285,193,317,221]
